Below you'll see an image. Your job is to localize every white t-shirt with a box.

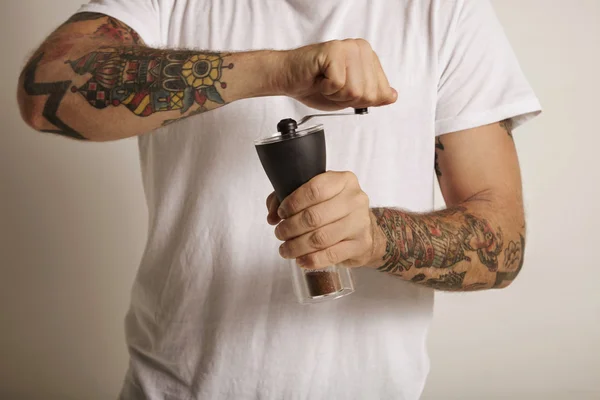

[77,1,541,399]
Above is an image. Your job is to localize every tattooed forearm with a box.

[434,137,444,177]
[500,119,514,139]
[372,206,524,291]
[67,47,232,118]
[23,46,233,138]
[20,8,235,139]
[372,207,503,273]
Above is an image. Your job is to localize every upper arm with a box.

[434,121,523,210]
[31,12,144,65]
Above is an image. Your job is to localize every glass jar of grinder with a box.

[254,108,368,304]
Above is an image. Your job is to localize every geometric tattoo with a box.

[372,207,504,274]
[23,52,86,140]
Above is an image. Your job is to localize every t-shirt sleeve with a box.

[76,0,162,47]
[435,0,541,136]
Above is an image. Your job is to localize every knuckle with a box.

[329,77,345,92]
[356,38,371,48]
[301,208,321,229]
[327,39,342,49]
[363,93,377,104]
[286,197,300,215]
[345,86,362,99]
[343,171,358,184]
[310,229,329,248]
[358,191,370,207]
[305,183,321,203]
[325,247,340,264]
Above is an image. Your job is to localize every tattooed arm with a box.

[17,13,396,141]
[370,121,525,291]
[16,13,281,141]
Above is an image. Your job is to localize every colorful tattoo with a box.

[372,208,503,274]
[22,12,232,139]
[373,207,525,291]
[67,47,232,117]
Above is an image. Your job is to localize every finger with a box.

[275,190,367,241]
[279,211,365,259]
[324,55,365,104]
[278,171,349,219]
[356,47,378,107]
[372,53,397,105]
[319,49,347,96]
[266,192,281,225]
[296,240,364,270]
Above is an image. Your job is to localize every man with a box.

[17,0,541,398]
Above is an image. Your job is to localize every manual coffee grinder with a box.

[255,108,368,304]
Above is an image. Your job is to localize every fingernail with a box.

[274,225,282,240]
[277,208,286,219]
[279,243,287,258]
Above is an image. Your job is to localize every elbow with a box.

[17,89,91,141]
[18,89,46,132]
[493,234,526,290]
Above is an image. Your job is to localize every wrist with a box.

[365,210,387,269]
[264,49,290,97]
[219,50,287,101]
[248,49,289,97]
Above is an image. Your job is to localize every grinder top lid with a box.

[254,120,324,146]
[253,108,368,146]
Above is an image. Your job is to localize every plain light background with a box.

[1,1,598,399]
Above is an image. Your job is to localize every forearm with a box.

[19,46,283,141]
[17,13,284,141]
[368,195,525,291]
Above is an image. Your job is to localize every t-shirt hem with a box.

[435,97,542,136]
[76,3,160,47]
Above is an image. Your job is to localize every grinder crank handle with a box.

[297,108,368,126]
